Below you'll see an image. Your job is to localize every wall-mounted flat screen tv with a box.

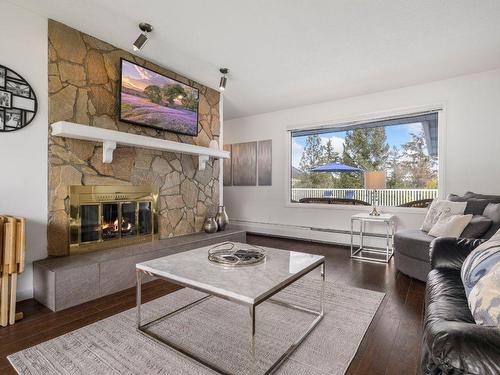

[119,58,199,136]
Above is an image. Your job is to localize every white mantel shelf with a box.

[51,121,229,171]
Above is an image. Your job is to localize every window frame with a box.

[284,104,446,213]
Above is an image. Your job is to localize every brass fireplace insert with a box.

[69,185,158,255]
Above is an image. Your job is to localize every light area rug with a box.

[8,279,384,375]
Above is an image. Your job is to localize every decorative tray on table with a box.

[208,242,266,266]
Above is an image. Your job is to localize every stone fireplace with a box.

[47,20,221,256]
[33,19,244,313]
[68,185,158,255]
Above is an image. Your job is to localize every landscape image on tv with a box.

[120,59,199,136]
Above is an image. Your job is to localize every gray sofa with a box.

[394,192,500,282]
[394,229,435,281]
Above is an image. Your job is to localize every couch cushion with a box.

[447,194,492,215]
[465,199,492,215]
[483,203,500,239]
[465,192,500,203]
[394,229,435,262]
[426,268,474,324]
[461,215,493,239]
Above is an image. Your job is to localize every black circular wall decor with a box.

[0,64,38,132]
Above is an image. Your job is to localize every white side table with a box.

[350,213,396,263]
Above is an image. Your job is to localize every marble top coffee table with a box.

[136,242,325,375]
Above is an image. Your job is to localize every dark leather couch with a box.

[422,237,500,374]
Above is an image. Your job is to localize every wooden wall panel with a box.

[257,140,272,186]
[223,144,232,186]
[232,142,257,186]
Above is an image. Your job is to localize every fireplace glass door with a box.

[139,202,152,235]
[70,185,158,253]
[121,202,137,237]
[80,204,99,243]
[80,201,152,244]
[102,203,119,240]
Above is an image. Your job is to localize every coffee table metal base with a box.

[136,263,325,375]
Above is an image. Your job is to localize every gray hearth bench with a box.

[34,228,246,311]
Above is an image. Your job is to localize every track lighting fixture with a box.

[133,22,153,51]
[219,68,229,91]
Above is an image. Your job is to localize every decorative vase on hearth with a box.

[203,217,218,233]
[215,206,229,231]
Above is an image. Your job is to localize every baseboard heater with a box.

[233,219,387,244]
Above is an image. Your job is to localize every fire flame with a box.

[102,219,132,232]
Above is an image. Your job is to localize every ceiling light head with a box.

[139,22,153,33]
[133,22,153,51]
[219,68,230,91]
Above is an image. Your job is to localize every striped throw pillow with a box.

[468,262,500,326]
[461,229,500,298]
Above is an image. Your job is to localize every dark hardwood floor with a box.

[0,234,425,374]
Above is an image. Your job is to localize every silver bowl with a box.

[208,242,266,266]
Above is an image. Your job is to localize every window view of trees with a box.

[293,125,438,190]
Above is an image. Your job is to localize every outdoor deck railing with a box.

[291,188,438,206]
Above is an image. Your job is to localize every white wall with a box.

[0,1,48,300]
[224,68,500,244]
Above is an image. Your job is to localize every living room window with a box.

[290,112,439,208]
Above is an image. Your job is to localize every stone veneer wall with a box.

[47,20,220,256]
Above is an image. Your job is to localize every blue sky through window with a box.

[292,122,424,168]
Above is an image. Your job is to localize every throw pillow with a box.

[461,215,493,239]
[483,203,500,239]
[464,192,500,203]
[464,199,491,215]
[447,193,467,201]
[428,214,473,238]
[447,192,474,202]
[447,194,491,215]
[468,261,500,326]
[420,200,467,232]
[461,228,500,297]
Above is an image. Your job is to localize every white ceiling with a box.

[10,0,500,120]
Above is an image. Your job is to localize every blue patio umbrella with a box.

[310,163,364,199]
[310,162,364,173]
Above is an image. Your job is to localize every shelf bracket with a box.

[102,141,117,163]
[198,155,209,171]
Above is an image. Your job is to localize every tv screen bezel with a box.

[118,58,199,136]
